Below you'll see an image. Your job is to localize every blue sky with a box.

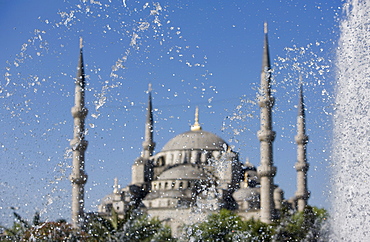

[0,0,341,225]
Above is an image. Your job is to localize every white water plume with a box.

[332,0,370,240]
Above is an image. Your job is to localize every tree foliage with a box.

[184,209,274,242]
[1,211,88,241]
[84,208,175,241]
[274,206,329,241]
[1,209,174,242]
[183,207,328,242]
[1,206,328,241]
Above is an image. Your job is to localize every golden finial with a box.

[264,22,268,34]
[244,172,249,188]
[79,37,83,49]
[191,106,202,131]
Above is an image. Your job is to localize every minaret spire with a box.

[262,22,271,71]
[191,106,202,131]
[294,79,310,211]
[70,37,88,229]
[131,85,156,186]
[257,23,276,223]
[142,83,155,158]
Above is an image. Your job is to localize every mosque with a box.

[70,25,310,235]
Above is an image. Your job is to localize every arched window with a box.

[171,182,175,189]
[194,152,201,164]
[176,152,182,163]
[106,204,113,213]
[179,181,183,189]
[158,156,165,166]
[164,182,168,189]
[207,152,213,164]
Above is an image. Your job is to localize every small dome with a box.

[233,187,260,202]
[162,130,227,151]
[158,164,208,180]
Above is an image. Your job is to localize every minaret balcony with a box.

[258,96,275,108]
[295,134,309,144]
[71,106,88,118]
[142,141,156,150]
[257,130,276,142]
[70,139,88,151]
[257,165,277,177]
[294,162,309,172]
[294,190,310,200]
[70,172,88,185]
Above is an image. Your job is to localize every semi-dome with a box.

[233,187,260,202]
[158,164,208,180]
[162,130,227,151]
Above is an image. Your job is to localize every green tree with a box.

[85,209,175,241]
[235,218,274,242]
[116,214,174,242]
[185,209,273,242]
[183,207,328,242]
[1,210,39,241]
[85,209,125,241]
[22,221,88,241]
[1,222,26,241]
[274,206,329,241]
[1,210,87,241]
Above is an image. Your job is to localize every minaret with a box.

[294,80,310,211]
[132,84,155,185]
[113,177,120,194]
[70,38,88,229]
[257,23,276,223]
[142,83,155,159]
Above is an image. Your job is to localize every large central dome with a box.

[162,130,227,151]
